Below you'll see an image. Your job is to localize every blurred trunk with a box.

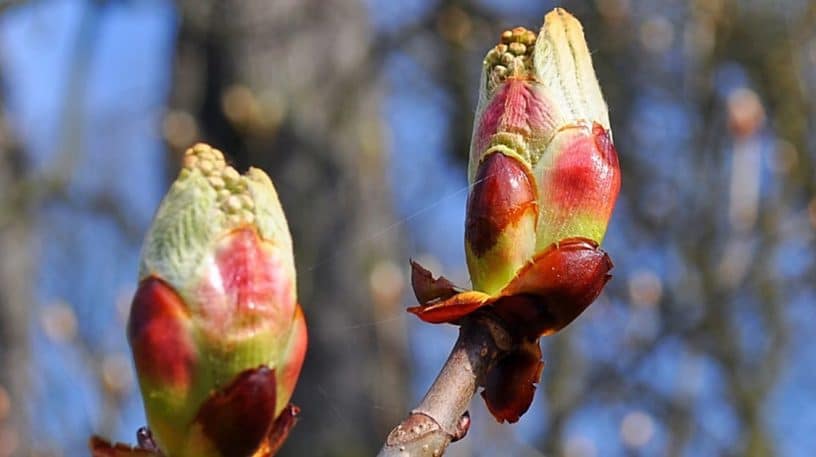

[0,113,30,456]
[169,1,408,454]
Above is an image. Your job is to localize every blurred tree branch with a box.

[0,98,31,457]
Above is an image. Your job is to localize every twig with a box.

[377,315,511,457]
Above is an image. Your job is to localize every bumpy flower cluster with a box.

[181,143,257,226]
[484,27,536,90]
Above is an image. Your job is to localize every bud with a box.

[410,9,619,423]
[92,143,307,457]
[465,7,620,293]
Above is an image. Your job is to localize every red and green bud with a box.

[465,8,620,290]
[92,143,307,457]
[410,8,619,424]
[465,150,537,295]
[533,122,620,250]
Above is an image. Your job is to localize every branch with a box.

[377,315,511,457]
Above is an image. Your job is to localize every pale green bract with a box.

[138,168,224,289]
[138,143,295,302]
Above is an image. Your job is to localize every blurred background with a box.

[0,0,814,456]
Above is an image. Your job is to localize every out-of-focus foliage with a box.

[0,0,814,456]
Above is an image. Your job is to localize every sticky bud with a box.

[92,143,307,457]
[410,8,620,424]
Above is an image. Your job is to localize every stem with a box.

[377,315,511,457]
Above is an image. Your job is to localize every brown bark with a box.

[378,316,509,457]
